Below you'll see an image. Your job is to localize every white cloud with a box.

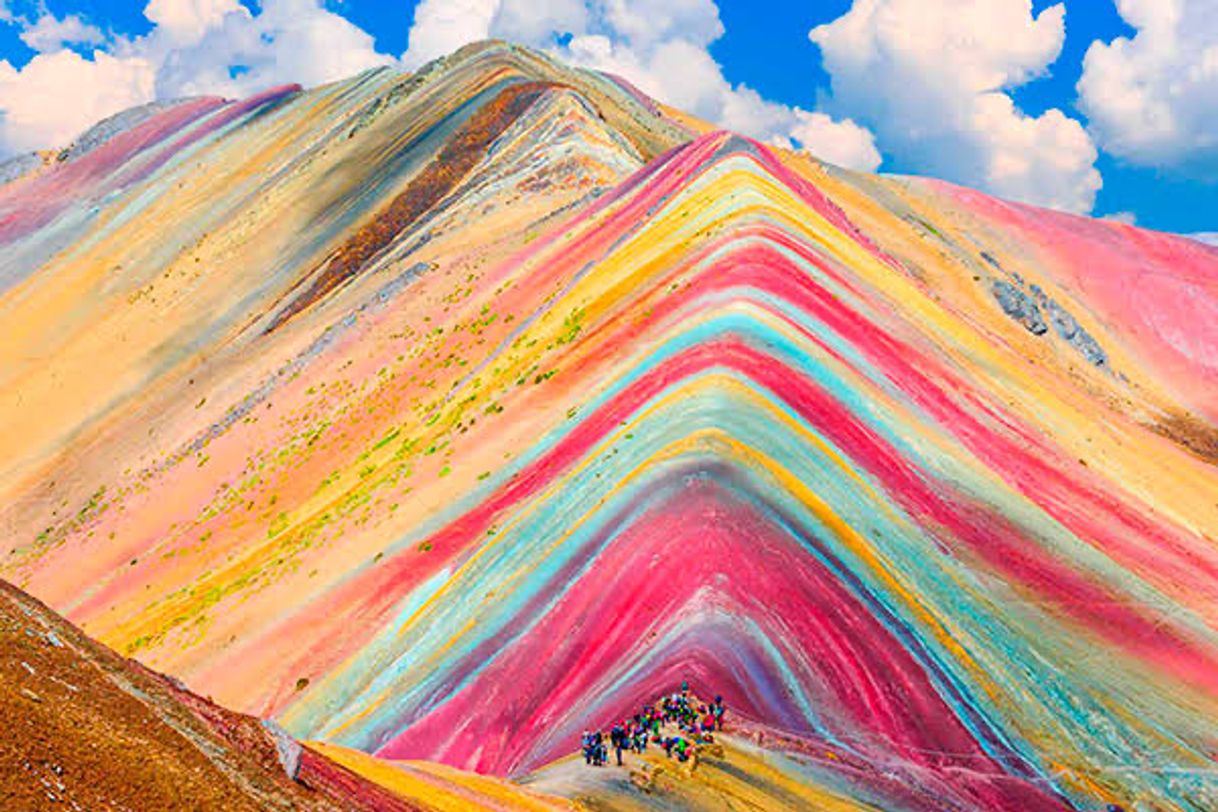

[19,13,105,53]
[1189,232,1218,247]
[1078,0,1218,177]
[143,0,244,45]
[404,0,500,68]
[490,0,589,54]
[1101,210,1138,225]
[404,0,881,171]
[0,49,155,152]
[0,0,394,154]
[598,0,724,50]
[149,0,393,99]
[782,110,881,172]
[809,0,1101,213]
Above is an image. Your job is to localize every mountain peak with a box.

[3,41,1218,812]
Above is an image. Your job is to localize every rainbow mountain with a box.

[3,40,1218,811]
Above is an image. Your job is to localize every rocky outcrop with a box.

[991,275,1108,367]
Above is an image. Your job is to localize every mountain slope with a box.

[3,40,1218,811]
[0,579,419,811]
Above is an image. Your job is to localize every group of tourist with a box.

[581,682,726,768]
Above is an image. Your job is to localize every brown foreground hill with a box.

[0,579,418,811]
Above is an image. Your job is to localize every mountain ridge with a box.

[2,39,1218,811]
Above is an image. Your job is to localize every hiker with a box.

[633,726,648,753]
[593,730,607,766]
[675,737,690,762]
[611,723,626,766]
[582,731,595,765]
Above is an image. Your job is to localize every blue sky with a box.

[0,1,1214,234]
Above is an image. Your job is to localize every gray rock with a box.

[1071,327,1107,367]
[1027,284,1107,367]
[979,251,1002,270]
[991,280,1047,335]
[0,152,40,187]
[261,719,302,781]
[1044,299,1079,341]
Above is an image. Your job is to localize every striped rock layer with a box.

[3,40,1218,812]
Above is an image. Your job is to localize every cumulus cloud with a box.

[403,0,501,68]
[783,110,881,171]
[0,0,394,154]
[0,49,154,152]
[143,0,244,45]
[19,12,105,53]
[147,0,392,99]
[809,0,1101,213]
[404,0,882,171]
[1078,0,1218,177]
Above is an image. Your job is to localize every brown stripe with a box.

[267,80,555,333]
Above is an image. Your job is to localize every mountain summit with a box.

[3,40,1218,811]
